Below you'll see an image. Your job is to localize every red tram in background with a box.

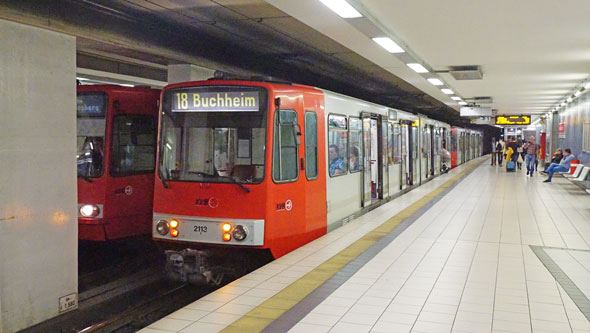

[77,85,160,241]
[151,78,482,284]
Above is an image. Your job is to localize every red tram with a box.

[77,85,160,241]
[151,78,482,284]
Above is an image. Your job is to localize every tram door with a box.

[381,117,389,199]
[421,125,430,181]
[410,123,419,185]
[389,123,401,192]
[361,115,383,206]
[433,128,441,176]
[429,126,435,176]
[400,123,409,189]
[462,133,467,162]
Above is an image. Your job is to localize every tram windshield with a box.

[159,86,268,184]
[77,93,107,178]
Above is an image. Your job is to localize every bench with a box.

[564,165,590,192]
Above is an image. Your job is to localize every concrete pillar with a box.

[167,64,215,84]
[0,20,77,332]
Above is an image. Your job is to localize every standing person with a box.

[516,145,524,170]
[523,136,540,177]
[543,149,575,183]
[491,138,497,165]
[508,138,520,164]
[498,138,506,166]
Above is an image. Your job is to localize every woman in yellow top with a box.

[505,146,514,169]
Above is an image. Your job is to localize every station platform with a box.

[141,157,590,333]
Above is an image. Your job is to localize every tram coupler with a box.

[165,249,220,285]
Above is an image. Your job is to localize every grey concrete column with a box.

[0,19,77,332]
[167,64,215,84]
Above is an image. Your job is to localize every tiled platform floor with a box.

[142,159,590,333]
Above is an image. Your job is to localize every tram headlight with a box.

[222,233,232,242]
[169,219,179,228]
[222,223,232,232]
[79,204,100,218]
[232,225,247,241]
[156,220,169,235]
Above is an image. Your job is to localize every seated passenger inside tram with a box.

[329,144,346,176]
[349,146,361,172]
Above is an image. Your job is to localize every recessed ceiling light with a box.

[451,96,462,101]
[372,37,404,53]
[441,89,453,95]
[427,78,443,86]
[458,101,467,105]
[318,0,362,18]
[407,63,429,73]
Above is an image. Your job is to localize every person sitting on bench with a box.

[543,148,575,183]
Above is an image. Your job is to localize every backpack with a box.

[496,142,502,151]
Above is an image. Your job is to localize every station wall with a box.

[554,91,590,165]
[0,20,77,332]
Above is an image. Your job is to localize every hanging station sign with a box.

[495,115,531,125]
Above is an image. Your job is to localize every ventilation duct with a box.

[449,66,483,80]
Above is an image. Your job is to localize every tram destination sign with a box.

[495,115,531,125]
[172,89,260,112]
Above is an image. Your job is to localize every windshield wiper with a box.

[78,174,93,183]
[219,175,251,193]
[195,172,250,193]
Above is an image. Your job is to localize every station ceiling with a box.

[4,1,572,127]
[269,0,590,116]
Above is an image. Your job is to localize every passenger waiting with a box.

[329,144,346,176]
[542,148,575,183]
[349,146,361,172]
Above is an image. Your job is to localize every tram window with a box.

[328,114,348,177]
[451,131,457,152]
[272,110,299,182]
[305,111,318,180]
[110,115,156,176]
[349,117,362,173]
[77,92,107,178]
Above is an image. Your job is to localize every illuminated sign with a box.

[495,115,531,125]
[77,93,106,117]
[172,90,260,112]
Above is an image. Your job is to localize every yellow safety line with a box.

[222,158,485,332]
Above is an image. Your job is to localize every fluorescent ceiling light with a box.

[372,37,404,53]
[318,0,362,18]
[451,96,462,101]
[373,37,406,53]
[575,90,582,97]
[407,63,429,73]
[441,88,453,95]
[458,101,467,105]
[566,97,573,103]
[585,82,590,89]
[76,77,89,81]
[427,78,443,86]
[120,84,135,87]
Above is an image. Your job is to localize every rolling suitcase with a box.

[506,161,516,172]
